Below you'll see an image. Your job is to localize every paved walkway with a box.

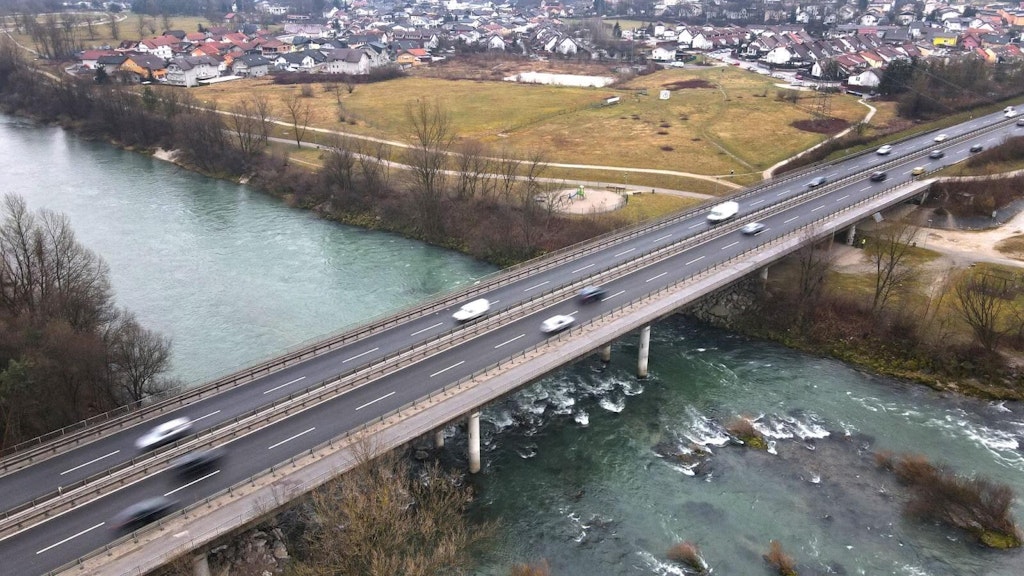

[762,99,878,179]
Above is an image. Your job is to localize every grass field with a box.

[3,13,217,51]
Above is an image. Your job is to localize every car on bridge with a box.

[110,497,177,532]
[934,133,949,142]
[1017,118,1024,127]
[928,149,945,159]
[869,171,887,182]
[706,200,739,223]
[876,144,893,155]
[578,286,607,303]
[970,144,984,153]
[740,222,766,235]
[171,448,225,479]
[807,176,828,188]
[135,417,192,451]
[541,314,574,334]
[911,166,926,176]
[452,298,490,322]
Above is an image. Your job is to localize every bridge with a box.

[2,110,1021,576]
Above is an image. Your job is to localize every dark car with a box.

[170,448,225,478]
[869,171,887,182]
[928,149,945,159]
[807,176,828,188]
[969,144,984,153]
[579,286,607,303]
[111,497,177,532]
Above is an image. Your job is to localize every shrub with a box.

[299,84,314,98]
[510,559,550,576]
[667,541,708,572]
[763,540,797,576]
[660,145,674,151]
[726,416,767,449]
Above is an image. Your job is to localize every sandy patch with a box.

[548,188,627,214]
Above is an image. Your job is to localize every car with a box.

[869,171,888,182]
[928,149,945,159]
[807,176,828,188]
[876,144,893,155]
[740,222,766,235]
[452,298,490,322]
[578,286,607,303]
[1005,106,1016,114]
[170,448,225,478]
[540,314,575,334]
[969,144,984,153]
[911,166,926,176]
[933,133,949,142]
[1006,110,1019,118]
[706,200,739,223]
[110,497,177,532]
[1017,118,1024,127]
[135,417,192,451]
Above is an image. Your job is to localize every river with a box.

[2,115,1022,575]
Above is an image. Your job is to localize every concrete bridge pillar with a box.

[759,265,769,284]
[468,412,481,474]
[638,325,651,379]
[600,343,612,363]
[193,553,211,576]
[846,224,857,246]
[434,429,445,449]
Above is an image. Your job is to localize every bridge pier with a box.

[637,325,651,379]
[468,412,481,474]
[434,429,445,449]
[846,223,857,246]
[759,265,769,285]
[193,552,211,576]
[599,343,612,363]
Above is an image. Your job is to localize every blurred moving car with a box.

[452,298,490,322]
[807,176,828,188]
[934,133,949,142]
[171,448,225,478]
[706,200,739,223]
[969,144,984,153]
[869,171,888,182]
[578,286,607,303]
[740,222,765,235]
[1017,118,1024,127]
[876,144,893,155]
[111,497,176,532]
[911,166,926,176]
[540,314,574,334]
[928,149,945,159]
[135,417,192,451]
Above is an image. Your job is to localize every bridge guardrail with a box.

[46,162,941,576]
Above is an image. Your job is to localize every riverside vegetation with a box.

[4,34,1024,572]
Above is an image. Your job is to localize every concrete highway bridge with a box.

[2,110,1022,576]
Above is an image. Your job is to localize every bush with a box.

[763,540,797,576]
[667,541,707,572]
[510,559,550,576]
[726,416,767,449]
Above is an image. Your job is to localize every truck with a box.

[706,201,739,223]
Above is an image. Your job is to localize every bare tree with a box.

[356,138,392,199]
[953,270,1015,352]
[108,12,119,41]
[249,93,274,145]
[866,221,918,313]
[322,135,358,206]
[105,310,173,404]
[283,91,312,148]
[495,146,522,204]
[228,99,265,160]
[405,99,456,240]
[451,139,493,201]
[793,228,834,328]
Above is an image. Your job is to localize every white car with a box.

[452,298,490,322]
[540,314,575,334]
[135,417,192,451]
[706,200,739,223]
[1007,110,1019,118]
[876,144,893,155]
[934,133,949,142]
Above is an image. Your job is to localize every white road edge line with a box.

[410,322,444,337]
[430,361,465,378]
[685,255,705,266]
[36,522,105,555]
[268,427,315,450]
[811,205,825,212]
[859,186,871,192]
[355,391,396,411]
[192,410,221,423]
[60,450,120,476]
[164,470,220,497]
[613,247,636,257]
[722,241,739,250]
[263,376,306,395]
[785,216,799,224]
[607,290,625,300]
[342,347,379,364]
[571,263,594,274]
[653,234,672,243]
[750,199,764,206]
[523,280,549,292]
[495,334,526,349]
[688,223,702,229]
[646,272,668,283]
[837,195,849,202]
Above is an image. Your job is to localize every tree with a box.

[108,12,119,40]
[953,270,1014,352]
[405,98,456,240]
[105,310,174,404]
[283,91,312,148]
[877,58,915,96]
[866,221,918,313]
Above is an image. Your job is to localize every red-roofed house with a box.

[79,49,115,69]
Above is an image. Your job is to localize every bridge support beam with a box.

[638,325,651,379]
[434,429,445,449]
[193,553,211,576]
[759,265,769,285]
[846,224,857,246]
[468,412,481,474]
[600,343,612,363]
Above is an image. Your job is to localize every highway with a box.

[2,109,1022,575]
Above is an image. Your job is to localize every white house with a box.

[847,68,881,88]
[321,48,372,75]
[764,45,795,65]
[164,55,220,87]
[650,44,676,61]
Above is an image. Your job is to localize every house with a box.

[231,53,271,77]
[394,48,429,67]
[321,48,372,74]
[95,54,128,72]
[484,34,506,51]
[165,55,221,87]
[123,53,168,81]
[79,49,115,69]
[650,43,676,62]
[137,35,179,60]
[274,50,324,72]
[847,68,882,88]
